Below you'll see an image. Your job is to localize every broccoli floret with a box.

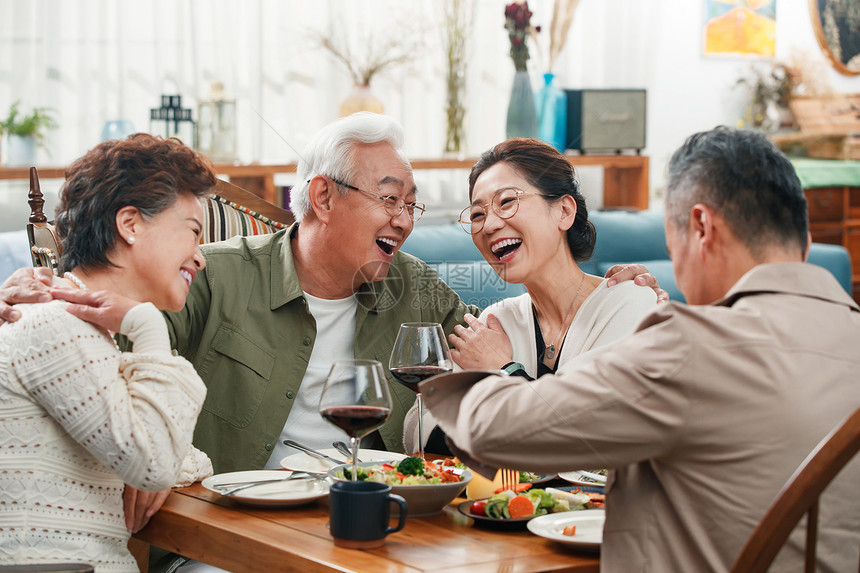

[342,467,369,481]
[397,456,425,476]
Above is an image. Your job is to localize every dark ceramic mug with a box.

[329,480,407,548]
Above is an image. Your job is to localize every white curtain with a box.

[0,0,656,230]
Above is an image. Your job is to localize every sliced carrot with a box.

[493,482,532,494]
[507,495,535,519]
[563,525,577,536]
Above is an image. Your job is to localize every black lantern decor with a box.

[150,95,196,147]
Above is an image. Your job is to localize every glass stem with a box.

[350,436,359,481]
[417,392,425,460]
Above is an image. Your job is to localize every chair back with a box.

[203,178,294,243]
[26,167,61,274]
[729,406,860,573]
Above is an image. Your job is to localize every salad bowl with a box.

[327,459,472,516]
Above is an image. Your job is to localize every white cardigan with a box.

[403,279,657,452]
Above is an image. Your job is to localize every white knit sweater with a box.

[0,301,211,572]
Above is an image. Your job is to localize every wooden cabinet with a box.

[804,185,860,302]
[0,154,649,211]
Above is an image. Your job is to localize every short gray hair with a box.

[665,126,807,257]
[290,112,409,221]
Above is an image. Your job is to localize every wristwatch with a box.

[502,361,526,375]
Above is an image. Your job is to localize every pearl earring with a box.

[127,236,136,245]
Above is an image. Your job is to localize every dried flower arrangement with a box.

[319,33,414,87]
[444,0,473,153]
[546,0,581,72]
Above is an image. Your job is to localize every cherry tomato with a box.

[470,500,488,516]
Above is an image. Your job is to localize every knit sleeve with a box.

[9,302,207,491]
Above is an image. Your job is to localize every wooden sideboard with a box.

[0,154,649,211]
[792,159,860,302]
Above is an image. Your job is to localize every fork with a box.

[215,472,319,496]
[500,468,519,492]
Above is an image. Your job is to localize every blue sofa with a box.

[402,209,853,306]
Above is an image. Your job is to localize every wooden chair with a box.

[26,167,62,274]
[729,406,860,573]
[202,178,294,243]
[25,171,295,275]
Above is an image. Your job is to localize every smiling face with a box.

[469,162,569,284]
[328,142,417,287]
[130,193,205,311]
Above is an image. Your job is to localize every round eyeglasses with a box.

[329,177,425,223]
[458,188,538,234]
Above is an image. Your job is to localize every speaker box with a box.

[565,89,646,152]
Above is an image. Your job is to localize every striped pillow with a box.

[203,194,289,243]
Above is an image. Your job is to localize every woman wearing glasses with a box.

[448,137,658,378]
[404,138,658,453]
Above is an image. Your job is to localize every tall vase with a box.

[505,70,537,139]
[536,73,568,152]
[339,84,385,117]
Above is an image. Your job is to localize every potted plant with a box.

[0,101,57,166]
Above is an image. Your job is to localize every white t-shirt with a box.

[264,292,358,469]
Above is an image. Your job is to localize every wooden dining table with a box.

[131,474,600,573]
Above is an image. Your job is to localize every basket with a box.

[772,95,860,159]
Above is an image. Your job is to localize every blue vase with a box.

[506,70,538,139]
[536,73,567,152]
[101,120,135,142]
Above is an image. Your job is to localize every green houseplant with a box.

[0,101,58,165]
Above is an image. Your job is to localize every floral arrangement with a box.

[505,1,540,72]
[736,62,798,109]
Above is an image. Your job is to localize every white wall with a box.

[1,0,859,232]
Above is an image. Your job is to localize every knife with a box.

[282,439,346,465]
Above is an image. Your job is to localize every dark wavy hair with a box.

[468,138,596,263]
[55,134,217,273]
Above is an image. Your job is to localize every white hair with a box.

[289,112,409,221]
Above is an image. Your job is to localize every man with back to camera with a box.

[423,126,860,572]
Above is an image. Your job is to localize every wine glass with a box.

[319,359,393,481]
[389,322,453,459]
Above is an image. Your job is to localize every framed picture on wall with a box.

[810,0,860,76]
[703,0,776,58]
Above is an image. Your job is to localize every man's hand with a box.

[123,485,171,533]
[0,267,54,324]
[604,263,669,303]
[449,313,513,370]
[50,287,139,333]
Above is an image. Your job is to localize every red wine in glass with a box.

[319,360,393,480]
[389,365,451,391]
[320,405,391,436]
[389,323,453,460]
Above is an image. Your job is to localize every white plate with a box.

[527,509,605,550]
[201,470,329,507]
[279,448,407,475]
[558,470,607,488]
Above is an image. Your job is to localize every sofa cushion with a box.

[807,243,852,294]
[590,209,668,264]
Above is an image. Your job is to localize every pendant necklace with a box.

[540,273,586,361]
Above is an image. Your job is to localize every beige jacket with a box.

[423,263,860,572]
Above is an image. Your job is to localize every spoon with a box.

[282,439,346,465]
[333,441,363,463]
